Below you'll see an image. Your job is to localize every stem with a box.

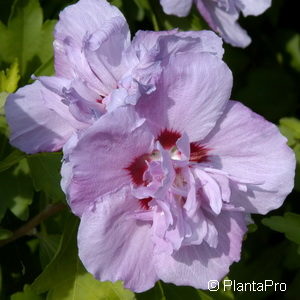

[0,203,67,248]
[147,1,160,31]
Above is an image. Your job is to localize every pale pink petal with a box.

[38,76,102,125]
[54,0,126,78]
[78,187,157,292]
[130,29,224,63]
[64,106,154,216]
[136,52,232,141]
[5,81,77,154]
[61,39,105,95]
[196,0,251,47]
[84,16,131,93]
[160,0,193,17]
[237,0,272,17]
[154,211,247,289]
[130,29,178,60]
[157,30,224,59]
[202,101,295,214]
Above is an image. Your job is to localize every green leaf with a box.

[11,284,42,300]
[136,282,166,300]
[0,92,9,139]
[37,233,61,269]
[279,117,300,190]
[27,152,65,203]
[236,67,297,122]
[134,0,206,31]
[0,91,9,114]
[279,117,300,161]
[286,33,300,72]
[142,281,233,300]
[279,118,300,147]
[159,283,210,300]
[0,228,12,240]
[262,213,300,247]
[0,149,26,173]
[0,158,34,221]
[32,214,135,300]
[161,7,207,31]
[0,59,20,93]
[285,270,300,299]
[0,0,56,81]
[109,0,123,9]
[33,56,54,77]
[283,243,300,270]
[247,223,258,233]
[229,243,285,300]
[134,0,151,11]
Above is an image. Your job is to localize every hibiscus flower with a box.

[5,0,222,153]
[62,45,295,291]
[160,0,272,47]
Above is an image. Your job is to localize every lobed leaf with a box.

[27,152,65,203]
[0,149,26,173]
[0,0,56,81]
[11,285,42,300]
[0,158,34,221]
[262,213,300,248]
[0,59,20,93]
[286,33,300,72]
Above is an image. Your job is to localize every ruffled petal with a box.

[196,0,251,47]
[130,29,224,66]
[155,30,224,59]
[130,29,178,60]
[63,106,154,216]
[202,101,295,214]
[78,187,157,292]
[38,76,101,125]
[84,16,131,94]
[58,38,105,94]
[5,81,77,154]
[136,52,232,141]
[160,0,193,17]
[54,0,126,78]
[154,211,247,289]
[106,30,224,113]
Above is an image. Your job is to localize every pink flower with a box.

[5,0,222,153]
[62,48,295,291]
[160,0,272,47]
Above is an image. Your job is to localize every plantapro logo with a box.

[208,279,287,292]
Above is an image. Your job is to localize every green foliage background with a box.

[0,0,299,299]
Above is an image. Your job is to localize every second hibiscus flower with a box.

[160,0,272,47]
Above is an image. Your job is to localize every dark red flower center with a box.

[125,129,210,210]
[125,154,149,186]
[139,197,152,210]
[157,129,181,149]
[189,142,209,163]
